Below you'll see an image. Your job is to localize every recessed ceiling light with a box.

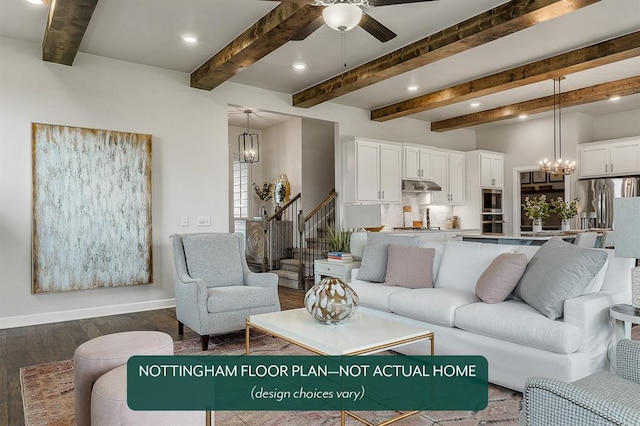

[26,0,44,4]
[292,62,307,71]
[407,84,419,91]
[519,114,528,119]
[182,35,198,44]
[470,102,481,107]
[609,95,621,101]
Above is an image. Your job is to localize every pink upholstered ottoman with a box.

[91,364,208,426]
[73,331,174,426]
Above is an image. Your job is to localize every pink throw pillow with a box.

[384,245,435,289]
[475,253,528,303]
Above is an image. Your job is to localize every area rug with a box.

[20,331,522,425]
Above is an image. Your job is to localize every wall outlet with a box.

[180,216,189,227]
[197,216,211,226]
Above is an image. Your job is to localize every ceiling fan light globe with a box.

[323,3,363,32]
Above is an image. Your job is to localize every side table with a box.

[314,259,361,284]
[610,304,640,343]
[609,304,640,368]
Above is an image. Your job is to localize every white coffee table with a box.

[246,307,434,425]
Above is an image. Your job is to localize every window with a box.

[233,160,249,237]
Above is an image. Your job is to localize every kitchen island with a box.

[390,228,480,242]
[462,233,576,245]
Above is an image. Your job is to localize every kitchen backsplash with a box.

[381,194,454,229]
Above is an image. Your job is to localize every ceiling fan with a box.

[262,0,438,43]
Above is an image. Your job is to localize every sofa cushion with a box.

[476,253,528,304]
[182,234,243,288]
[348,279,409,312]
[356,233,419,283]
[455,300,582,354]
[385,245,435,289]
[514,238,608,320]
[436,241,516,293]
[388,288,478,327]
[417,240,446,281]
[207,286,276,313]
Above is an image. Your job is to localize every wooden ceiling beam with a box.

[372,31,640,121]
[292,0,600,108]
[42,0,99,65]
[190,3,323,91]
[430,76,640,132]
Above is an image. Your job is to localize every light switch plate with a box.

[197,216,211,226]
[180,216,189,227]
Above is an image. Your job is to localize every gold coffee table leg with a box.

[206,409,211,426]
[245,318,251,355]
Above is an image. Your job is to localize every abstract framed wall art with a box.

[32,123,153,294]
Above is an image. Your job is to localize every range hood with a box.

[402,179,442,192]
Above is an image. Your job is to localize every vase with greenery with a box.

[522,195,550,234]
[252,182,273,217]
[326,225,352,254]
[551,197,578,232]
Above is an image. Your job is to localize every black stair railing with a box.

[262,193,301,272]
[299,190,337,289]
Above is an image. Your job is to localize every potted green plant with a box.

[551,197,578,232]
[326,225,352,254]
[522,195,550,234]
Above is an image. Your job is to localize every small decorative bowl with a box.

[364,226,384,232]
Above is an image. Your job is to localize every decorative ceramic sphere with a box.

[304,277,359,325]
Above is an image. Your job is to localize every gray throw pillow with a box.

[385,245,435,288]
[476,253,528,304]
[514,237,608,319]
[356,233,419,283]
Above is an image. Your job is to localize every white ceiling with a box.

[1,0,639,131]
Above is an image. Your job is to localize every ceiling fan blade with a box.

[291,16,325,40]
[368,0,438,6]
[359,12,397,43]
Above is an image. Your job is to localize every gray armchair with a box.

[520,339,640,425]
[170,233,280,350]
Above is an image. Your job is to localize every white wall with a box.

[302,118,336,213]
[592,109,640,141]
[262,118,303,199]
[0,37,229,327]
[1,36,476,328]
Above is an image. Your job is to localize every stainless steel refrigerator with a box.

[576,177,640,229]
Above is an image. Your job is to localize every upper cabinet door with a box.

[610,141,640,176]
[448,153,466,205]
[419,149,432,180]
[430,152,449,204]
[379,143,402,203]
[403,147,421,180]
[355,141,381,202]
[480,153,504,188]
[579,144,610,178]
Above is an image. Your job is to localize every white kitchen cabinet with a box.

[403,146,432,180]
[430,151,465,205]
[343,137,402,204]
[480,153,504,188]
[579,137,640,178]
[458,150,506,232]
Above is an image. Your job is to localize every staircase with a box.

[266,191,336,291]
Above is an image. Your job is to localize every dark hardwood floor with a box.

[0,286,305,426]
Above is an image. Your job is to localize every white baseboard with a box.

[0,298,176,329]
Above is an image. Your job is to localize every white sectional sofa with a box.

[348,238,634,392]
